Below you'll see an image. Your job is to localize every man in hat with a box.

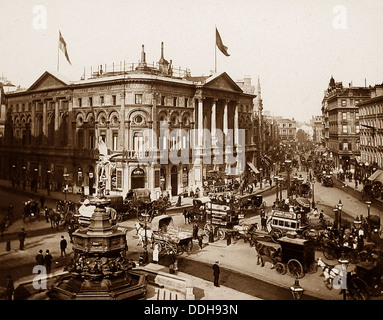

[212,261,220,287]
[18,228,26,250]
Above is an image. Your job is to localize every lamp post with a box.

[311,179,316,208]
[285,159,292,198]
[46,170,51,196]
[278,177,284,200]
[22,166,26,190]
[366,201,371,241]
[63,173,69,201]
[140,212,150,265]
[290,279,304,300]
[338,258,349,300]
[337,200,343,245]
[274,175,280,202]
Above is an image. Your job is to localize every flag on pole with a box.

[58,31,72,65]
[216,27,230,56]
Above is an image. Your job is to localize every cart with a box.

[255,236,317,278]
[203,202,241,240]
[150,215,193,256]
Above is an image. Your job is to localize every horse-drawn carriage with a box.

[361,181,382,201]
[322,175,334,187]
[254,236,317,278]
[135,215,193,256]
[203,201,242,241]
[22,200,40,222]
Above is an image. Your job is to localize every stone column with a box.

[67,96,74,147]
[211,98,217,146]
[119,92,125,150]
[42,100,48,144]
[31,101,37,145]
[223,100,229,135]
[198,98,204,148]
[234,101,239,146]
[54,99,60,145]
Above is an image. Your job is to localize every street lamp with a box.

[366,201,372,241]
[278,177,284,200]
[285,159,292,198]
[140,212,150,265]
[274,175,280,202]
[311,179,316,208]
[63,173,69,201]
[46,170,51,196]
[290,279,304,300]
[337,200,343,245]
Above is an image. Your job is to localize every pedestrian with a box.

[68,225,74,243]
[152,243,159,264]
[40,195,45,210]
[44,249,53,273]
[169,251,176,274]
[192,222,199,240]
[44,207,49,223]
[0,218,5,240]
[6,237,11,251]
[183,209,188,224]
[212,261,220,287]
[18,228,26,250]
[35,249,45,266]
[355,180,358,189]
[319,210,324,221]
[198,235,204,250]
[60,235,67,257]
[8,203,14,221]
[5,275,14,300]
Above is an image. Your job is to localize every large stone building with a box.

[358,84,383,171]
[310,115,323,145]
[321,76,373,172]
[275,117,297,145]
[1,43,258,199]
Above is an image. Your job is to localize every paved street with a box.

[1,171,382,301]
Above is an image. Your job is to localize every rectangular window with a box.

[77,130,84,149]
[89,131,95,149]
[112,95,117,105]
[135,94,143,104]
[343,142,349,150]
[342,112,347,120]
[100,96,105,106]
[342,125,348,133]
[78,98,82,107]
[173,97,177,107]
[342,100,347,106]
[113,132,118,151]
[184,97,189,107]
[161,96,165,106]
[89,97,93,107]
[356,125,360,134]
[134,133,144,154]
[116,170,122,189]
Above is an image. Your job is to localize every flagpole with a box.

[57,36,60,72]
[214,25,217,74]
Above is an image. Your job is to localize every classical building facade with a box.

[276,117,297,144]
[310,115,323,145]
[1,44,257,199]
[321,76,373,171]
[358,84,383,170]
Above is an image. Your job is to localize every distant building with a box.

[1,43,257,198]
[358,83,383,171]
[321,76,373,172]
[310,115,323,145]
[276,117,297,145]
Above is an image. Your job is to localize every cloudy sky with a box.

[1,0,382,122]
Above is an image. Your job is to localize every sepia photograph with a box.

[0,0,383,309]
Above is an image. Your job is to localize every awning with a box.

[368,169,383,183]
[247,162,260,174]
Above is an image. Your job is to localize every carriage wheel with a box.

[348,277,370,300]
[218,229,226,241]
[165,241,177,255]
[287,259,305,279]
[275,262,287,275]
[323,245,337,260]
[204,223,213,236]
[270,229,283,243]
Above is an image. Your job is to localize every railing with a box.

[87,62,191,80]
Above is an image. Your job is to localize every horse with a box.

[317,257,343,290]
[253,239,281,268]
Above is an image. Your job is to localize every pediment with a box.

[203,72,243,93]
[28,71,69,92]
